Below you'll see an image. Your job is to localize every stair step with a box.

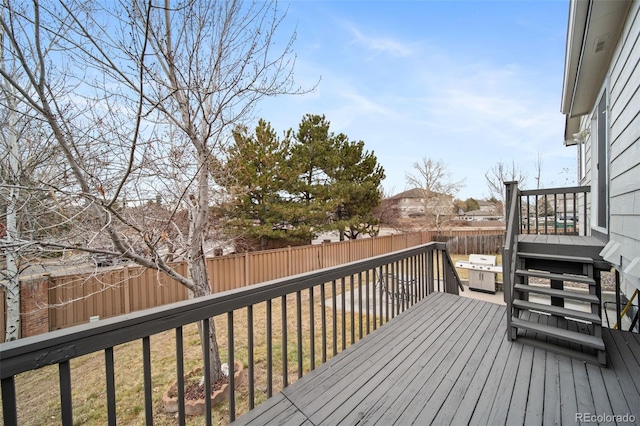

[513,300,601,324]
[517,252,594,264]
[511,317,605,351]
[515,269,595,285]
[514,284,600,304]
[512,336,605,366]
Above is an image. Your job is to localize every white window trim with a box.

[590,82,609,237]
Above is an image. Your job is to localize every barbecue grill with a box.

[455,254,501,293]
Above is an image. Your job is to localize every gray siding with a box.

[609,0,640,269]
[577,1,640,283]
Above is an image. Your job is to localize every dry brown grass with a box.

[2,284,379,425]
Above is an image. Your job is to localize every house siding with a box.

[603,0,640,291]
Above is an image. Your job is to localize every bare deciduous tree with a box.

[535,151,543,190]
[406,157,465,230]
[372,187,403,232]
[485,160,528,217]
[1,5,66,341]
[1,0,310,383]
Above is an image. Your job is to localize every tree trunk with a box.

[189,256,222,383]
[5,96,20,341]
[187,147,223,384]
[189,254,223,384]
[5,185,20,341]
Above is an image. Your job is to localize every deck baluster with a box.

[105,347,116,426]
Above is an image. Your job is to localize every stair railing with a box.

[519,186,590,235]
[502,181,520,341]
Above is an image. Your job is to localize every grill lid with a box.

[468,254,497,266]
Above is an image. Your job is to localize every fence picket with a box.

[1,229,504,341]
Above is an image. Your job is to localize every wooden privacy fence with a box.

[432,234,506,255]
[1,229,504,341]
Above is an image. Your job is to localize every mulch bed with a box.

[184,376,228,401]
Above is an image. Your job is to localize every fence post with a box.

[123,266,131,314]
[244,252,250,286]
[370,236,374,257]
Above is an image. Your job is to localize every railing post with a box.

[504,181,518,221]
[503,181,519,341]
[1,377,18,426]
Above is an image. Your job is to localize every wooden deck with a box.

[518,234,606,262]
[232,292,640,425]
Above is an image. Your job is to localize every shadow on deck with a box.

[233,292,640,425]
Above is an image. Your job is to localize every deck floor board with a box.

[320,299,486,425]
[412,304,503,425]
[485,335,524,426]
[291,294,468,420]
[542,352,561,425]
[605,329,640,411]
[394,302,496,425]
[557,354,579,424]
[435,308,507,425]
[585,363,615,420]
[523,348,545,426]
[505,344,534,425]
[288,291,449,402]
[231,293,640,425]
[573,359,597,416]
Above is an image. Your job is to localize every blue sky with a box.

[256,0,575,200]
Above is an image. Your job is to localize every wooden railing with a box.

[502,181,592,340]
[519,185,590,236]
[2,230,506,342]
[502,181,520,340]
[0,242,461,425]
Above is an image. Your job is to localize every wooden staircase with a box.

[508,251,606,365]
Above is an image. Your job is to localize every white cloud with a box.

[346,25,413,58]
[257,5,574,199]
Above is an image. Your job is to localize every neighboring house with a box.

[389,188,426,218]
[561,0,640,301]
[389,188,454,220]
[552,192,576,219]
[458,200,503,221]
[458,209,502,222]
[476,200,500,213]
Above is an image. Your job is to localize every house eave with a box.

[561,0,631,123]
[564,115,581,146]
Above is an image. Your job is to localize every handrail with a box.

[502,181,520,341]
[520,185,590,196]
[0,242,460,425]
[441,249,465,293]
[519,185,590,236]
[502,182,592,342]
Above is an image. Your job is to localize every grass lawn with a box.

[1,286,374,425]
[1,257,495,425]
